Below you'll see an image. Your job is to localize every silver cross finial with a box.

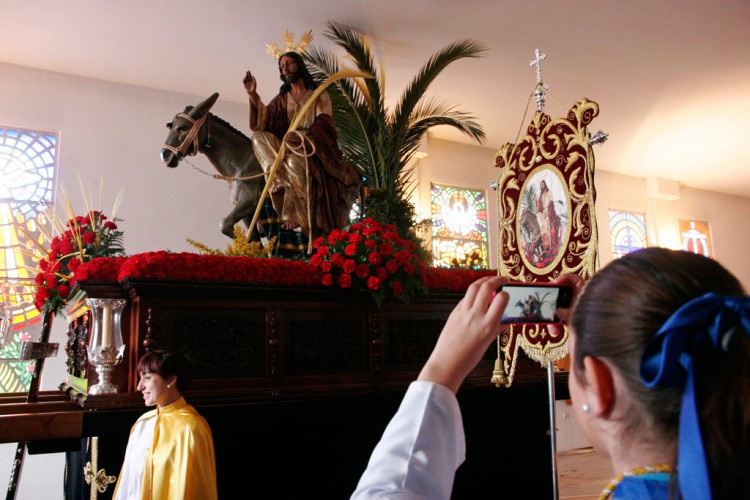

[530,48,546,84]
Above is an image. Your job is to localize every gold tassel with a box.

[490,335,508,387]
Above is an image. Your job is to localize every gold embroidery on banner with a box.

[494,98,600,387]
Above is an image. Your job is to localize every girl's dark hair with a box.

[278,51,317,94]
[137,349,193,392]
[571,247,749,498]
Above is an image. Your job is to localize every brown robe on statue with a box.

[250,89,360,249]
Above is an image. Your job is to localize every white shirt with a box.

[113,414,156,499]
[351,381,466,500]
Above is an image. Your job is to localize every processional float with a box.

[491,48,607,499]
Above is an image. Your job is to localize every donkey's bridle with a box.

[162,112,210,160]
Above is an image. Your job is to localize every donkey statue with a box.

[161,92,266,239]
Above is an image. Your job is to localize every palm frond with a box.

[325,22,384,111]
[306,46,380,181]
[405,97,484,142]
[408,97,485,138]
[323,23,391,180]
[397,99,484,167]
[392,39,487,141]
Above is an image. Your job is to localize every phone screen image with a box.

[500,284,563,324]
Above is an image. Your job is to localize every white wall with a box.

[593,170,750,283]
[415,137,500,268]
[2,62,750,496]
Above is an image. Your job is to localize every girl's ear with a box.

[167,375,178,389]
[582,356,616,418]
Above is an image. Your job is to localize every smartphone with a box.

[497,282,573,324]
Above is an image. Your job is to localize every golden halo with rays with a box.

[265,30,313,60]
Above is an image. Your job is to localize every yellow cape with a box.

[114,396,218,500]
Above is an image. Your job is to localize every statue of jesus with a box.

[243,51,360,253]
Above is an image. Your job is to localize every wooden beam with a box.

[0,412,83,443]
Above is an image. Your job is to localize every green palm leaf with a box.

[392,40,488,145]
[305,21,487,245]
[325,22,385,111]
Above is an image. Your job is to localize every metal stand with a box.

[547,360,559,500]
[6,310,57,500]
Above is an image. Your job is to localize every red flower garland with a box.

[72,252,497,295]
[70,256,128,284]
[424,267,497,291]
[74,252,320,286]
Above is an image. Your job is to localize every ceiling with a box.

[3,0,750,197]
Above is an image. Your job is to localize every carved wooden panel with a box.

[383,318,444,368]
[154,307,267,378]
[64,315,90,380]
[283,310,368,375]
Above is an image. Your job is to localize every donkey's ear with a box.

[192,92,220,117]
[166,121,173,129]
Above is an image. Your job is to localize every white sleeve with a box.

[350,381,466,500]
[316,90,333,116]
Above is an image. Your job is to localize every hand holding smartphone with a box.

[497,282,573,325]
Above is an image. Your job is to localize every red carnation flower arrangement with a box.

[18,180,129,314]
[29,207,126,314]
[310,218,427,306]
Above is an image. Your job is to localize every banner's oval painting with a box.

[517,167,569,271]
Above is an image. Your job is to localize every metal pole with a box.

[547,360,559,500]
[6,443,25,500]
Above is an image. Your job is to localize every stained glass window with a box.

[679,219,713,258]
[430,183,488,269]
[608,210,647,259]
[0,126,58,393]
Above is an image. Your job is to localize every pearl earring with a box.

[582,403,591,413]
[167,384,172,389]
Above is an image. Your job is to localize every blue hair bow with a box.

[640,293,750,500]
